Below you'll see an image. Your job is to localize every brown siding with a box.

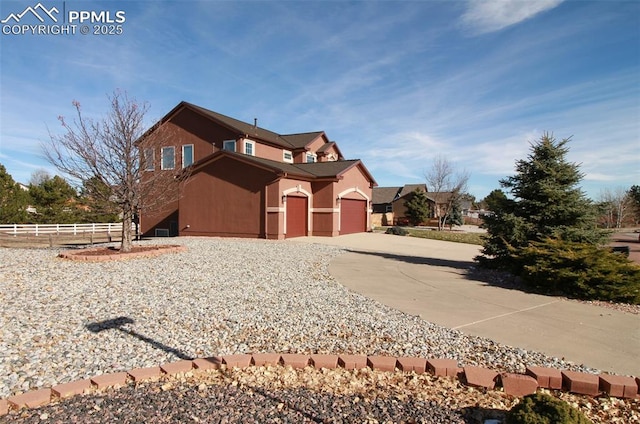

[312,213,335,236]
[141,208,179,237]
[311,181,333,207]
[305,135,327,153]
[241,138,287,162]
[311,181,337,236]
[139,167,181,236]
[170,108,238,157]
[179,157,274,238]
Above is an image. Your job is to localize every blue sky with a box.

[1,0,638,201]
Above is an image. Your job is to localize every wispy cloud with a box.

[461,0,564,34]
[0,1,637,199]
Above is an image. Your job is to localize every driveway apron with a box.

[294,233,640,376]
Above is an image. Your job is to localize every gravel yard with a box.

[1,237,637,422]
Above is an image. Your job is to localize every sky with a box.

[0,0,638,201]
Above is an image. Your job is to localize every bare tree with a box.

[425,155,470,231]
[29,169,52,186]
[598,187,631,229]
[44,90,178,252]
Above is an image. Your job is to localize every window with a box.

[244,140,255,156]
[306,152,317,163]
[161,147,175,170]
[283,150,293,163]
[223,140,236,152]
[182,144,194,168]
[143,148,154,171]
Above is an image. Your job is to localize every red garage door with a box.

[286,196,308,238]
[340,199,367,235]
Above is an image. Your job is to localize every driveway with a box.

[294,233,640,376]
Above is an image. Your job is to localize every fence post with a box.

[56,224,60,234]
[13,224,17,237]
[35,224,39,237]
[73,224,77,235]
[92,223,96,234]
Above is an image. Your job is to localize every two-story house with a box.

[137,101,376,239]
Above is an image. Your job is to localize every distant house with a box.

[137,102,377,239]
[372,184,462,226]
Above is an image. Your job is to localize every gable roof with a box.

[280,132,326,149]
[398,184,427,198]
[373,183,427,205]
[425,191,454,203]
[372,187,402,204]
[150,101,333,152]
[190,150,376,184]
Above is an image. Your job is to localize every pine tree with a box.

[404,189,430,226]
[0,164,30,224]
[79,177,120,223]
[445,202,464,229]
[29,175,80,224]
[477,133,608,269]
[482,189,509,212]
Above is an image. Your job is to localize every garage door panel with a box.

[286,196,307,238]
[340,199,366,235]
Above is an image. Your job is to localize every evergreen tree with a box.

[445,202,464,229]
[29,175,80,224]
[482,189,509,212]
[404,189,430,226]
[0,163,30,224]
[477,133,608,269]
[79,177,120,223]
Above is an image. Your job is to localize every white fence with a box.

[0,223,128,237]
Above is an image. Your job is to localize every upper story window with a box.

[244,140,255,156]
[283,150,293,163]
[223,140,236,152]
[306,152,317,163]
[161,146,175,170]
[143,148,154,171]
[182,144,194,168]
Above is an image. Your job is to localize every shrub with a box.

[385,226,408,236]
[514,238,640,304]
[506,393,592,424]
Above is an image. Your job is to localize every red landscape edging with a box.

[1,353,638,417]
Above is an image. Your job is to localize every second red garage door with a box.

[340,198,367,235]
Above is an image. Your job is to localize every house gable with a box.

[139,101,377,239]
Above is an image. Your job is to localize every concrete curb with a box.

[2,353,638,416]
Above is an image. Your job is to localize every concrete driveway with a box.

[294,233,640,376]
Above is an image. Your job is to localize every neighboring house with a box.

[137,101,376,239]
[372,184,461,225]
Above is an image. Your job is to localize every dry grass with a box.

[0,232,122,248]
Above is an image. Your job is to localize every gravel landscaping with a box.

[1,237,637,422]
